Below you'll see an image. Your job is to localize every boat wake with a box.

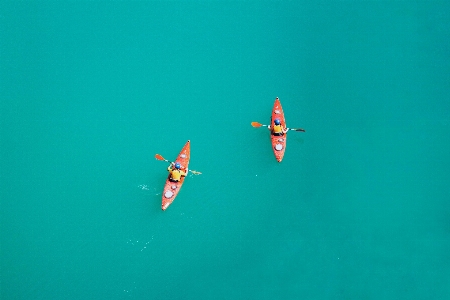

[137,184,149,190]
[126,238,153,252]
[137,184,160,196]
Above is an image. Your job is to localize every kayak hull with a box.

[270,97,287,162]
[161,140,190,210]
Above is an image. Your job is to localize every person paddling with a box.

[268,118,288,136]
[167,162,187,182]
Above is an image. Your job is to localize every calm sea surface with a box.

[1,1,449,299]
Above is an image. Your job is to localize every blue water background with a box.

[1,1,450,299]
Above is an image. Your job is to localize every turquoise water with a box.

[1,1,450,299]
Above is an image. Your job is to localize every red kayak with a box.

[271,97,287,162]
[161,140,190,210]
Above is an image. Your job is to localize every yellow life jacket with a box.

[171,169,182,181]
[273,124,283,133]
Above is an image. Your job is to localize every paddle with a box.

[154,154,202,175]
[251,122,305,132]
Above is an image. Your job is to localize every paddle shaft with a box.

[155,154,201,175]
[252,122,305,132]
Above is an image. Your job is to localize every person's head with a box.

[174,162,181,169]
[274,119,281,125]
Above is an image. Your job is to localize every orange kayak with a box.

[161,140,190,210]
[270,97,287,162]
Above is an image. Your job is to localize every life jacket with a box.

[171,169,182,181]
[273,124,283,133]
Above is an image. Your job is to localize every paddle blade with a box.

[251,122,263,127]
[155,154,165,161]
[288,128,306,132]
[190,170,202,175]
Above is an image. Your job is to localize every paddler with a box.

[268,118,287,136]
[167,162,187,182]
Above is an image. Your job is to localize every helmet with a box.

[274,119,281,125]
[174,162,181,169]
